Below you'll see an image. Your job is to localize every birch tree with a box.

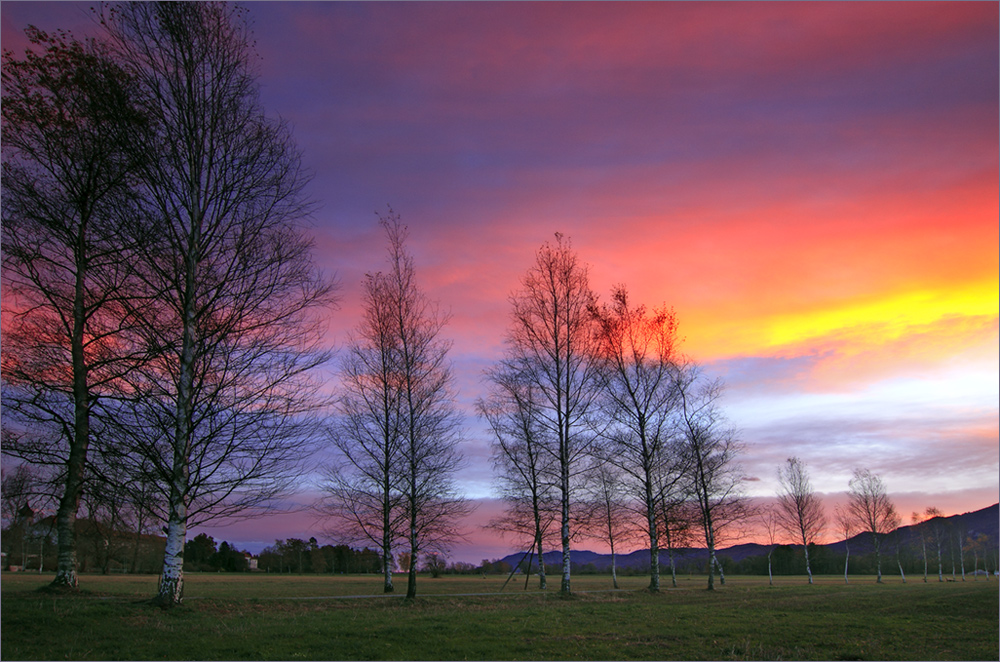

[775,457,826,584]
[371,213,470,600]
[580,458,636,589]
[1,26,146,590]
[658,494,697,588]
[502,233,599,595]
[911,511,929,582]
[102,1,334,606]
[589,285,680,592]
[845,468,899,584]
[954,525,967,581]
[922,506,946,582]
[758,504,780,587]
[675,362,747,591]
[321,238,409,593]
[479,365,559,590]
[834,504,855,584]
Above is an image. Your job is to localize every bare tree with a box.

[1,463,52,529]
[889,525,907,583]
[954,525,967,581]
[579,458,637,589]
[371,213,470,600]
[966,533,991,581]
[321,227,409,593]
[589,285,680,592]
[845,468,899,583]
[911,511,929,582]
[102,2,334,606]
[834,504,855,584]
[1,26,146,590]
[775,457,826,584]
[479,364,559,590]
[758,504,780,587]
[0,461,57,570]
[658,491,697,588]
[84,443,163,573]
[675,362,747,591]
[922,506,946,582]
[502,233,599,595]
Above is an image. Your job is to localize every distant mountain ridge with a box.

[498,502,998,571]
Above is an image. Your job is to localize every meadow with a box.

[1,572,996,660]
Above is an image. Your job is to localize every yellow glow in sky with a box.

[765,280,999,349]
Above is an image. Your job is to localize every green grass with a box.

[1,573,996,660]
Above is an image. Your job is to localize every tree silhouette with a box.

[501,234,599,595]
[775,457,826,584]
[846,468,899,583]
[675,362,747,591]
[589,285,680,592]
[325,212,469,600]
[2,25,146,590]
[101,1,334,606]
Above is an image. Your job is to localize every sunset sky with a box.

[2,2,997,563]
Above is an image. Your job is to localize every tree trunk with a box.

[381,498,394,593]
[51,496,81,589]
[706,548,717,590]
[523,547,534,590]
[873,534,883,583]
[704,514,717,590]
[405,524,418,599]
[843,544,850,584]
[610,539,618,589]
[560,442,571,595]
[51,262,93,590]
[921,537,928,582]
[897,557,906,583]
[154,511,186,606]
[382,546,394,593]
[803,541,813,585]
[646,486,659,592]
[767,550,773,586]
[535,528,546,590]
[667,541,678,588]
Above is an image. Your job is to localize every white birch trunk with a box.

[155,510,187,605]
[714,555,726,586]
[843,544,850,584]
[647,502,659,591]
[382,547,394,593]
[705,514,718,590]
[560,440,571,595]
[921,537,928,582]
[803,544,813,585]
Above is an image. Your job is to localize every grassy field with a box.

[1,572,996,660]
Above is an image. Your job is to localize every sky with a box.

[2,2,997,564]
